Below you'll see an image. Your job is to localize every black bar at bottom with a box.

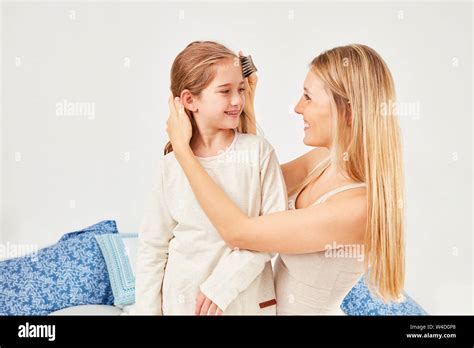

[0,315,472,346]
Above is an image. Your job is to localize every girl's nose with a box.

[231,93,243,107]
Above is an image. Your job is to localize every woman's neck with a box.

[319,159,355,186]
[190,128,235,158]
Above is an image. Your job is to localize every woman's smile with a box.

[304,120,311,131]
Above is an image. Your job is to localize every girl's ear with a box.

[180,89,198,112]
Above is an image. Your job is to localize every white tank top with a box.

[275,159,367,315]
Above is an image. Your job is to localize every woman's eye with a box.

[220,90,230,94]
[304,94,311,101]
[239,88,246,93]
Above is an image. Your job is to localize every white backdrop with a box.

[1,0,472,314]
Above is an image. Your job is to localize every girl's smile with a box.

[224,109,240,119]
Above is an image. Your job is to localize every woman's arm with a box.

[240,51,258,135]
[167,97,366,254]
[173,146,366,254]
[243,77,257,135]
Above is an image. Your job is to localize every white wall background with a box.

[1,0,472,314]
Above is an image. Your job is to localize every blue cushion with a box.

[95,233,137,307]
[340,275,427,315]
[0,220,117,315]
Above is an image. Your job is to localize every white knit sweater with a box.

[132,130,287,315]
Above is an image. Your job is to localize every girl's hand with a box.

[239,51,258,135]
[166,94,193,154]
[195,291,223,316]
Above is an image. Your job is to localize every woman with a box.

[166,44,406,314]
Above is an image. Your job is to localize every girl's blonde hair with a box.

[165,41,254,155]
[291,44,405,302]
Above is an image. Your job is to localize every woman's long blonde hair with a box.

[165,41,254,155]
[292,44,405,302]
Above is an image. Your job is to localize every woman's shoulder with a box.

[303,148,331,174]
[283,147,330,179]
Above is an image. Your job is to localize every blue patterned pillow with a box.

[95,233,137,307]
[0,220,117,315]
[340,275,427,315]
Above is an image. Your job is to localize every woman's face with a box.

[294,69,334,148]
[191,58,246,131]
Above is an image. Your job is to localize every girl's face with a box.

[191,58,246,131]
[294,70,334,148]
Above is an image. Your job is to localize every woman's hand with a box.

[239,51,258,135]
[239,51,258,105]
[166,94,193,154]
[195,291,223,316]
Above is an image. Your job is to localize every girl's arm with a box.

[167,97,367,254]
[131,160,176,315]
[199,144,287,312]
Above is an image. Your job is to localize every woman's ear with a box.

[180,90,198,113]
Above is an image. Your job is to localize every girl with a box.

[133,41,287,315]
[167,44,407,314]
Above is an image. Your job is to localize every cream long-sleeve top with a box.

[132,130,288,315]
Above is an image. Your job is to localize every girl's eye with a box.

[304,94,311,101]
[239,88,246,93]
[220,90,230,94]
